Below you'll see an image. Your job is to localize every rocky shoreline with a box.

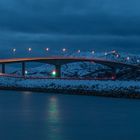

[0,84,140,99]
[0,76,139,99]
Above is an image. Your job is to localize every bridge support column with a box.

[55,65,61,78]
[111,68,116,79]
[2,64,5,74]
[22,62,25,76]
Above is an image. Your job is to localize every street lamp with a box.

[12,48,16,52]
[126,56,130,61]
[77,50,80,53]
[25,70,28,75]
[28,48,32,52]
[116,54,119,58]
[91,50,95,54]
[46,48,49,51]
[62,48,66,52]
[104,52,107,56]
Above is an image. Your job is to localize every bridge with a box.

[0,57,139,78]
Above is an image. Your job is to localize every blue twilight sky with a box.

[0,0,140,54]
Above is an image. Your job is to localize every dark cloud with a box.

[0,0,140,54]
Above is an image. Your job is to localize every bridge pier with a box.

[111,68,116,79]
[55,64,61,78]
[22,62,25,76]
[2,64,5,74]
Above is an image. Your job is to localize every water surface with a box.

[0,90,140,140]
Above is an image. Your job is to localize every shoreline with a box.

[0,86,140,99]
[0,76,140,99]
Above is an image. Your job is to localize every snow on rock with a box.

[0,77,139,94]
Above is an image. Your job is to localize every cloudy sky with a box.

[0,0,140,54]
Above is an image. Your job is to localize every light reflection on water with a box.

[21,92,63,140]
[48,96,59,123]
[47,96,62,140]
[21,91,33,122]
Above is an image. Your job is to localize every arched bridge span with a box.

[0,57,139,78]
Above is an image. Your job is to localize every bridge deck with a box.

[0,57,139,69]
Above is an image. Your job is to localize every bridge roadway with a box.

[0,57,139,77]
